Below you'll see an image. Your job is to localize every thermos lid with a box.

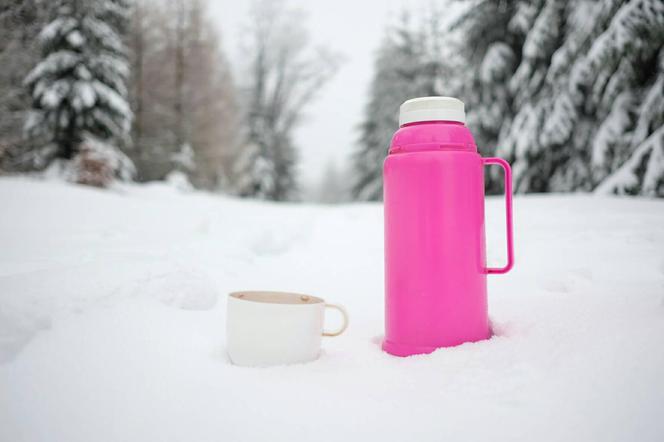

[399,96,466,126]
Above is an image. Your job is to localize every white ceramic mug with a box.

[226,291,349,367]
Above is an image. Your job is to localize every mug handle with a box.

[322,304,349,337]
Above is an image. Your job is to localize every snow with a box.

[41,81,69,109]
[81,16,124,53]
[91,79,131,117]
[72,81,96,110]
[1,177,664,441]
[66,30,85,48]
[591,91,634,171]
[597,126,664,196]
[38,17,77,44]
[521,0,562,61]
[24,51,79,91]
[588,0,664,65]
[480,42,514,84]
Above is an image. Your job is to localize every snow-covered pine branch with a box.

[595,125,664,196]
[455,0,664,196]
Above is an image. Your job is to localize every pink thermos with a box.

[383,97,514,357]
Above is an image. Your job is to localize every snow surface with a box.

[1,177,664,441]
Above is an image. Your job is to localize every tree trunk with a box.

[173,0,185,149]
[133,3,144,142]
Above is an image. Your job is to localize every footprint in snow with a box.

[250,230,293,255]
[250,220,315,256]
[539,277,573,294]
[570,267,593,281]
[370,335,384,348]
[0,307,52,364]
[138,270,219,311]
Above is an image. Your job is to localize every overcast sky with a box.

[208,0,454,192]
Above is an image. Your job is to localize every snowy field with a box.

[1,177,663,442]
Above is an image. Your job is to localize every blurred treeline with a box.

[0,0,337,199]
[354,0,664,198]
[1,0,663,200]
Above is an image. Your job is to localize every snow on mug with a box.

[226,291,348,367]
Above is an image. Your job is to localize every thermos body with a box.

[383,147,490,356]
[382,97,513,357]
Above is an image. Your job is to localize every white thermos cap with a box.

[399,96,466,126]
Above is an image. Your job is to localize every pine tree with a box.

[0,0,53,172]
[352,12,449,201]
[586,0,664,195]
[498,0,567,192]
[22,0,133,180]
[453,0,664,196]
[453,0,524,154]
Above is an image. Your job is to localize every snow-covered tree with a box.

[22,0,134,181]
[497,0,567,192]
[453,0,524,154]
[453,0,664,196]
[585,0,664,195]
[353,11,451,201]
[0,0,52,172]
[232,0,339,201]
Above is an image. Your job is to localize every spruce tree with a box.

[453,0,524,154]
[586,0,664,195]
[0,0,52,171]
[23,0,133,179]
[353,12,448,201]
[454,0,664,196]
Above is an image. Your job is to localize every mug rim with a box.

[229,291,325,305]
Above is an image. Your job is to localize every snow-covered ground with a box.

[1,177,663,441]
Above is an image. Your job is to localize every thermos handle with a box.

[482,157,514,274]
